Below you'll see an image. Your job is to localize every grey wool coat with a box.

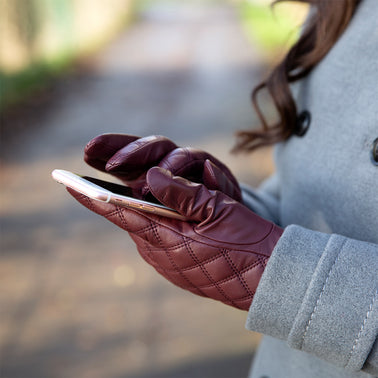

[242,0,378,377]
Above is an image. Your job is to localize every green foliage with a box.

[0,54,72,110]
[135,0,226,11]
[239,1,302,56]
[0,0,133,111]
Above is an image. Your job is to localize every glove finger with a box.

[132,147,205,200]
[84,134,140,172]
[203,159,242,201]
[146,167,215,222]
[159,148,208,179]
[105,135,177,180]
[159,148,236,184]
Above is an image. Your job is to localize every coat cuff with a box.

[246,225,378,372]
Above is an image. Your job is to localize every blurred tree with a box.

[0,0,133,110]
[8,0,41,58]
[238,0,308,61]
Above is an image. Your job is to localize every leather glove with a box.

[83,133,242,202]
[68,167,283,311]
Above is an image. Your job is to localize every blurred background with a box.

[0,0,307,377]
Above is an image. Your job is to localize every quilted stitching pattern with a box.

[74,134,283,311]
[75,192,274,310]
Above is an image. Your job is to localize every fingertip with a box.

[146,166,172,184]
[146,167,176,207]
[105,159,119,172]
[83,134,139,174]
[104,136,176,174]
[84,134,140,158]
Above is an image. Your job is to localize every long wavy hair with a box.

[234,0,362,152]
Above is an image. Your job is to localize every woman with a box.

[68,0,378,376]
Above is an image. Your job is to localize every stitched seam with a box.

[221,249,255,298]
[82,195,258,306]
[301,239,347,348]
[116,206,128,229]
[345,289,378,367]
[138,238,156,266]
[170,252,224,272]
[233,293,256,302]
[140,233,177,279]
[144,248,225,271]
[84,196,96,212]
[133,224,158,236]
[94,206,131,220]
[83,196,263,285]
[134,235,173,279]
[154,254,264,289]
[140,237,179,284]
[93,202,266,252]
[151,224,207,296]
[140,240,200,253]
[141,245,265,288]
[184,239,238,307]
[116,210,269,253]
[197,258,265,290]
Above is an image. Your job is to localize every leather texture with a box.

[68,165,283,311]
[83,134,242,202]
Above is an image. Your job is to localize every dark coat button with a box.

[372,137,378,166]
[295,110,311,137]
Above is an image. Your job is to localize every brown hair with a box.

[234,0,361,152]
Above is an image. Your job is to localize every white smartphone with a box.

[51,169,188,221]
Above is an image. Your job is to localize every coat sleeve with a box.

[240,173,281,225]
[246,225,378,375]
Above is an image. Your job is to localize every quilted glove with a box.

[83,133,242,202]
[68,167,283,311]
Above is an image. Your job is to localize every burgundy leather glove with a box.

[68,167,283,311]
[83,133,242,201]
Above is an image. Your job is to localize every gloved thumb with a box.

[203,159,242,202]
[146,166,218,222]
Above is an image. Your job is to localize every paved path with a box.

[1,2,274,377]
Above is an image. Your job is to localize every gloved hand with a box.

[68,167,283,311]
[83,133,242,201]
